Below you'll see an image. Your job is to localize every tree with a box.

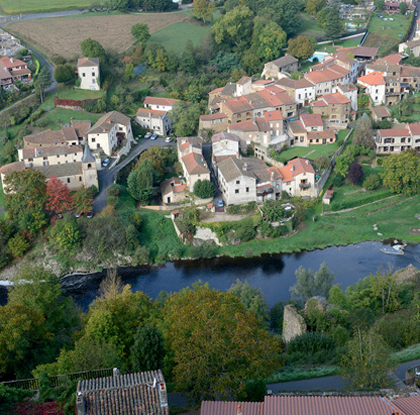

[316,7,329,29]
[211,6,254,50]
[80,38,106,60]
[400,2,407,14]
[305,0,327,15]
[193,179,216,199]
[46,175,73,214]
[348,161,364,185]
[325,1,342,44]
[290,262,335,305]
[341,330,395,388]
[127,159,154,203]
[72,186,93,214]
[334,154,352,178]
[123,63,135,82]
[7,234,30,258]
[137,146,169,181]
[131,324,165,372]
[169,102,201,136]
[54,64,74,83]
[252,18,287,61]
[277,0,302,37]
[353,114,374,148]
[36,66,51,103]
[382,150,420,194]
[49,215,81,253]
[314,155,329,170]
[375,0,384,10]
[131,23,151,43]
[364,174,381,190]
[288,36,314,61]
[163,283,281,402]
[4,169,48,234]
[192,0,216,23]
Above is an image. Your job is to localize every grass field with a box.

[364,13,411,54]
[7,12,195,59]
[298,13,325,39]
[150,22,212,55]
[0,0,104,14]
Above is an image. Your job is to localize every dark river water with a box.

[1,241,420,309]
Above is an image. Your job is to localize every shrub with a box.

[132,245,150,265]
[189,244,218,259]
[363,174,381,190]
[54,64,75,83]
[235,217,257,242]
[107,195,118,207]
[125,224,140,253]
[8,234,30,258]
[132,212,142,229]
[348,162,364,185]
[193,179,216,199]
[261,200,286,222]
[107,185,121,197]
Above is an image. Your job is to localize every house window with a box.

[92,79,96,84]
[235,189,239,194]
[92,138,96,143]
[82,73,86,77]
[236,180,240,184]
[79,177,82,182]
[246,187,249,192]
[92,72,95,77]
[97,144,100,149]
[67,178,70,183]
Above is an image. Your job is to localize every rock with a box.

[378,232,383,236]
[282,304,307,343]
[394,264,420,285]
[374,227,378,231]
[305,296,328,313]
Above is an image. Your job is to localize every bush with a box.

[348,162,364,185]
[193,179,216,199]
[107,185,121,197]
[107,195,118,207]
[189,244,218,259]
[132,245,150,265]
[132,212,142,229]
[235,217,256,242]
[8,234,30,258]
[363,174,381,190]
[54,64,75,83]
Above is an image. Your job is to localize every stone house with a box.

[144,96,180,112]
[235,76,252,97]
[211,132,240,174]
[399,39,420,56]
[77,57,100,91]
[177,137,210,189]
[76,369,168,415]
[208,83,236,113]
[86,111,133,156]
[334,83,358,111]
[305,66,350,98]
[198,113,228,134]
[261,54,299,79]
[18,145,83,168]
[371,105,391,122]
[71,120,92,142]
[160,177,187,204]
[310,92,352,129]
[276,77,316,107]
[279,157,316,198]
[23,128,79,149]
[288,114,335,147]
[375,123,420,154]
[135,108,172,136]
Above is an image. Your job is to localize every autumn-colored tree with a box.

[192,0,216,23]
[341,330,395,388]
[305,0,327,15]
[72,186,93,214]
[46,175,73,215]
[382,150,420,194]
[348,161,364,185]
[163,283,281,402]
[288,36,315,61]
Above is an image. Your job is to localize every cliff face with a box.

[282,304,307,343]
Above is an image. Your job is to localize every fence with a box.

[315,128,353,197]
[1,368,114,391]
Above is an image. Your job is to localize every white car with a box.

[150,134,158,140]
[102,158,110,167]
[144,132,152,139]
[165,137,173,143]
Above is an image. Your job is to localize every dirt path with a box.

[201,213,254,223]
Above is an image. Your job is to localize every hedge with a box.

[331,189,394,211]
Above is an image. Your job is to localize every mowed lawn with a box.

[298,13,325,39]
[0,0,103,13]
[150,22,212,55]
[7,12,194,59]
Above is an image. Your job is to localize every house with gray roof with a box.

[76,369,169,415]
[77,57,100,91]
[262,54,299,80]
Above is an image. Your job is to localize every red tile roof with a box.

[300,113,323,128]
[212,132,240,142]
[182,152,209,175]
[371,106,391,119]
[305,68,348,84]
[209,87,224,95]
[136,108,167,118]
[253,80,275,85]
[311,92,351,107]
[357,71,386,86]
[392,395,420,415]
[0,56,26,69]
[264,110,283,122]
[200,113,228,121]
[144,97,180,107]
[378,128,409,137]
[0,161,25,175]
[308,129,335,141]
[289,120,306,135]
[229,118,268,133]
[376,53,403,66]
[201,401,263,415]
[407,123,420,135]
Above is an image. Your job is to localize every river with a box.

[2,240,417,309]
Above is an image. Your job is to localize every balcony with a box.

[299,182,312,190]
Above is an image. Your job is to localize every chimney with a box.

[159,382,168,407]
[271,171,274,181]
[76,392,86,415]
[237,404,243,415]
[243,162,248,172]
[113,367,120,377]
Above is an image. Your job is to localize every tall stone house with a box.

[310,92,352,129]
[261,54,299,79]
[77,57,100,91]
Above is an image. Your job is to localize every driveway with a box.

[93,137,175,212]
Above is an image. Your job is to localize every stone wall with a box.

[282,304,307,343]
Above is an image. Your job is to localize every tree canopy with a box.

[193,179,216,199]
[192,0,216,23]
[288,36,314,61]
[131,23,151,43]
[54,64,75,84]
[80,38,106,60]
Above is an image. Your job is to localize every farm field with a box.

[7,12,194,59]
[0,0,104,14]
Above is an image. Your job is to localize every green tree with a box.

[375,0,384,10]
[325,1,342,44]
[288,36,314,61]
[137,146,169,181]
[131,23,151,42]
[7,234,30,258]
[211,6,254,50]
[72,186,93,214]
[252,18,287,61]
[334,154,352,178]
[364,174,381,190]
[277,0,302,37]
[169,102,201,136]
[131,324,165,371]
[36,66,51,103]
[163,283,281,402]
[54,64,75,83]
[127,159,154,203]
[317,7,329,29]
[353,114,374,148]
[328,285,348,309]
[192,0,216,23]
[4,169,48,234]
[400,2,407,14]
[290,262,335,305]
[229,279,269,322]
[123,63,135,82]
[305,0,327,15]
[193,179,216,199]
[49,214,81,253]
[80,38,106,60]
[341,330,395,388]
[382,150,420,194]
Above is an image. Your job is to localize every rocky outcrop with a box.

[394,264,420,285]
[305,296,328,313]
[282,304,307,343]
[193,227,222,246]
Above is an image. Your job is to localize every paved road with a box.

[93,137,175,212]
[408,2,420,41]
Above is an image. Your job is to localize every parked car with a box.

[150,134,158,140]
[75,212,83,218]
[145,132,152,139]
[377,13,383,17]
[102,158,110,167]
[216,200,224,208]
[165,137,173,143]
[87,211,94,219]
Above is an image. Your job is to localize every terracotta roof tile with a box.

[144,97,180,107]
[407,123,420,135]
[0,161,25,175]
[357,71,386,86]
[392,395,420,415]
[136,108,167,118]
[0,56,26,69]
[378,128,409,137]
[269,54,298,68]
[21,145,82,159]
[200,113,228,121]
[308,129,335,141]
[71,120,92,138]
[212,132,240,142]
[182,152,209,175]
[300,114,323,128]
[77,57,99,67]
[371,106,391,119]
[264,110,283,122]
[376,53,403,66]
